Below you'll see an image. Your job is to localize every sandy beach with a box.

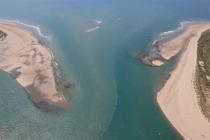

[140,22,210,67]
[157,22,210,139]
[0,20,67,110]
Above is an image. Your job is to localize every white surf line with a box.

[154,21,195,42]
[160,21,192,36]
[85,26,100,33]
[95,19,103,24]
[0,19,51,41]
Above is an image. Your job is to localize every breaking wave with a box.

[0,19,51,41]
[138,20,196,66]
[85,26,100,33]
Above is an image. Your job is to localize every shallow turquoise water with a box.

[0,0,210,139]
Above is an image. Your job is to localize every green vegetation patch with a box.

[196,29,210,121]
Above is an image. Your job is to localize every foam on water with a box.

[85,26,100,33]
[95,19,103,24]
[160,21,191,36]
[158,21,191,40]
[151,20,196,45]
[139,20,199,66]
[0,18,65,91]
[0,19,52,41]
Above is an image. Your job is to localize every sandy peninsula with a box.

[157,22,210,139]
[0,20,67,111]
[140,22,210,67]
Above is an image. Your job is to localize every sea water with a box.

[0,0,210,139]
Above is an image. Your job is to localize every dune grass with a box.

[196,29,210,121]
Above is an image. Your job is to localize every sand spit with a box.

[157,22,210,139]
[0,21,67,111]
[139,22,210,67]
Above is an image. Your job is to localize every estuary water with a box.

[0,0,210,139]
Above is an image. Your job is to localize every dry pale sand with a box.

[151,60,164,66]
[148,22,210,67]
[0,21,67,110]
[157,23,210,139]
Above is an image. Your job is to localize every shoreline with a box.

[156,22,210,139]
[138,21,210,67]
[155,95,184,139]
[0,20,68,112]
[0,18,50,40]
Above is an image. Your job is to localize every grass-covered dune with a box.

[196,29,210,121]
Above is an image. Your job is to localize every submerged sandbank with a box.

[157,22,210,139]
[0,20,67,111]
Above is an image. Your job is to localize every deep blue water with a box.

[0,0,210,139]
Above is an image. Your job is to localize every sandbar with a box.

[0,20,67,111]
